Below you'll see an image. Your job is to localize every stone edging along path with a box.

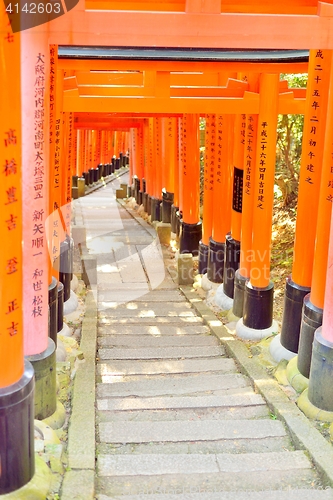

[120,197,333,490]
[179,285,333,489]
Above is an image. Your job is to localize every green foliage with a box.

[275,73,307,205]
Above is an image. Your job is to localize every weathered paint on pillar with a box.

[230,113,246,243]
[292,49,332,287]
[182,114,200,224]
[239,75,260,278]
[0,19,24,387]
[250,73,279,288]
[154,117,162,199]
[178,116,184,213]
[211,115,232,244]
[173,118,180,208]
[21,29,50,356]
[308,52,333,310]
[202,114,215,246]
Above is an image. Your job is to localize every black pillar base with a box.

[297,294,323,378]
[0,360,35,494]
[111,158,115,174]
[176,210,182,239]
[88,168,94,185]
[147,195,152,216]
[60,240,71,302]
[151,197,162,222]
[162,190,174,223]
[171,205,179,233]
[83,172,89,186]
[243,281,274,330]
[138,191,143,205]
[207,237,225,284]
[280,276,311,354]
[179,220,202,256]
[198,241,209,275]
[72,175,78,188]
[48,276,58,346]
[223,233,240,299]
[134,177,140,203]
[57,281,64,333]
[143,192,149,212]
[308,327,333,412]
[26,338,57,420]
[233,270,247,318]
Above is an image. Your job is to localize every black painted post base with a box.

[57,282,64,333]
[223,233,240,299]
[308,327,333,411]
[134,177,140,203]
[0,361,35,494]
[147,195,152,216]
[162,190,174,223]
[297,294,323,378]
[143,192,149,213]
[59,240,71,302]
[171,205,179,233]
[26,338,57,420]
[48,276,58,346]
[72,175,78,187]
[151,197,162,222]
[280,276,311,354]
[207,238,225,284]
[243,281,274,330]
[176,210,182,239]
[233,270,248,318]
[198,241,209,275]
[179,221,202,256]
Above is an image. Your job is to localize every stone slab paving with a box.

[97,357,234,375]
[98,345,225,360]
[89,187,328,499]
[97,334,220,347]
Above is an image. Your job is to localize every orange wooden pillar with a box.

[161,117,177,223]
[280,49,332,356]
[174,116,185,238]
[297,51,333,377]
[207,114,233,283]
[170,117,181,233]
[307,54,333,410]
[198,114,215,274]
[151,117,163,222]
[146,118,156,216]
[179,114,202,255]
[142,119,152,213]
[233,75,259,318]
[0,17,35,494]
[236,73,279,338]
[223,112,247,299]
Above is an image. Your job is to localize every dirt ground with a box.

[270,196,297,323]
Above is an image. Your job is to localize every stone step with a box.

[100,303,195,318]
[97,373,248,398]
[97,324,209,336]
[98,290,184,302]
[97,435,295,456]
[97,468,318,498]
[99,316,204,325]
[97,334,219,348]
[97,404,269,422]
[97,450,310,477]
[98,346,224,360]
[97,358,234,377]
[98,489,332,500]
[98,419,286,444]
[97,392,265,412]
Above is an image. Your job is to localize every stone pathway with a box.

[78,177,332,499]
